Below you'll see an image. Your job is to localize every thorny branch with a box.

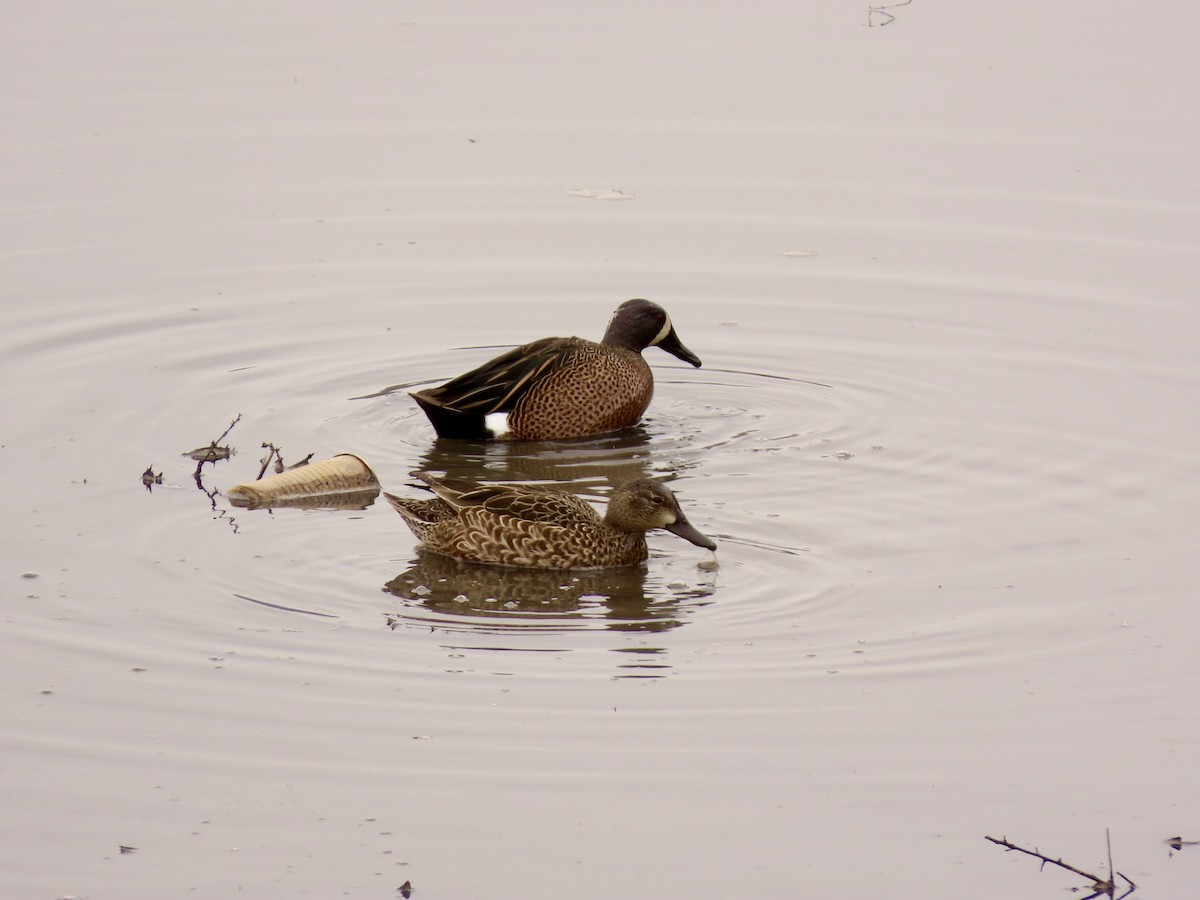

[211,414,241,446]
[185,413,242,481]
[182,414,243,530]
[985,833,1136,899]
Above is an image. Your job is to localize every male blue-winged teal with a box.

[410,299,702,441]
[385,473,716,569]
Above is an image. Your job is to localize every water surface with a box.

[3,3,1199,898]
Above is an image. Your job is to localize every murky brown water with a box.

[4,3,1199,898]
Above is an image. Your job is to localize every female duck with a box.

[385,473,716,570]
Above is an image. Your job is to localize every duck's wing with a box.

[411,472,476,504]
[411,337,589,414]
[444,482,597,526]
[383,492,458,542]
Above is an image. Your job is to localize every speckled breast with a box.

[507,348,653,441]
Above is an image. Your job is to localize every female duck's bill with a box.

[384,474,716,570]
[409,299,702,441]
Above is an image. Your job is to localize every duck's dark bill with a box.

[659,328,702,367]
[667,516,717,550]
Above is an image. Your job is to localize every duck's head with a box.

[602,299,702,367]
[605,479,716,550]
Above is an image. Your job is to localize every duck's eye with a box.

[650,495,665,506]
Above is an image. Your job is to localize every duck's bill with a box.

[658,328,702,368]
[667,516,717,550]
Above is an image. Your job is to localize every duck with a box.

[409,298,702,441]
[385,473,716,570]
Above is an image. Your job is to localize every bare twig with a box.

[185,414,242,479]
[985,834,1106,884]
[868,0,913,27]
[256,443,314,478]
[257,442,281,479]
[287,452,315,470]
[212,414,241,445]
[184,415,244,534]
[985,834,1136,898]
[1106,828,1115,888]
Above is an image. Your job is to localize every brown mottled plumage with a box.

[385,473,716,570]
[409,299,702,441]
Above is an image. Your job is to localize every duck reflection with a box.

[414,427,661,493]
[383,550,713,635]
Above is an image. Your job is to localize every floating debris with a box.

[184,414,242,482]
[226,453,380,510]
[257,442,315,479]
[184,445,232,463]
[566,187,634,201]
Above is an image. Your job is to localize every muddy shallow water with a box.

[3,3,1199,898]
